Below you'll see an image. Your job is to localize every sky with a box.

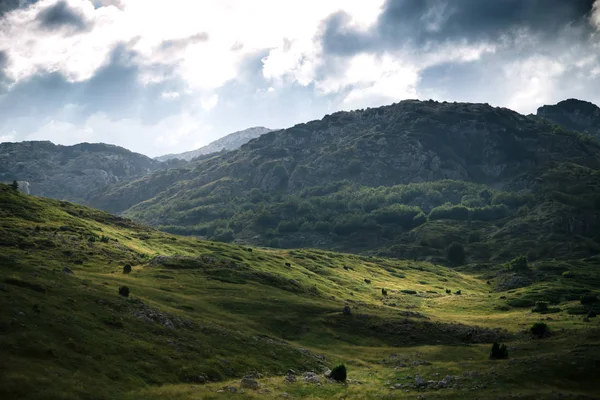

[0,0,599,157]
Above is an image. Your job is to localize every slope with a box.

[2,185,600,399]
[537,98,600,140]
[0,141,180,205]
[92,100,600,264]
[155,127,275,162]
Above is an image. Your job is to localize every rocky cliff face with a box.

[155,126,275,162]
[536,99,600,139]
[0,141,162,204]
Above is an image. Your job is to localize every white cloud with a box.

[161,91,180,100]
[503,56,566,113]
[200,94,219,112]
[0,132,17,143]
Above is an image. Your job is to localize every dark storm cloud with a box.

[0,0,38,17]
[36,1,90,32]
[322,0,596,55]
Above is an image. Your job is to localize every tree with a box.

[10,180,18,191]
[446,243,466,265]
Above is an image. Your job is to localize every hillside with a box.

[91,100,600,263]
[2,184,600,399]
[155,127,275,162]
[0,141,182,205]
[537,99,600,140]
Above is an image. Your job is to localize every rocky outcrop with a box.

[537,99,600,140]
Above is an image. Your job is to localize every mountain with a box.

[2,183,599,399]
[537,98,600,139]
[155,126,276,162]
[0,141,171,205]
[90,100,600,264]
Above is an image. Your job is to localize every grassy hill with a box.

[2,184,600,399]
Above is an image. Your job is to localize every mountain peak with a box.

[155,126,276,162]
[536,99,600,138]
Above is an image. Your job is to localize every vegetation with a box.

[2,184,600,399]
[329,365,347,382]
[531,322,549,338]
[490,342,509,360]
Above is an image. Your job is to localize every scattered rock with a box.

[284,373,297,384]
[240,378,260,389]
[303,372,321,384]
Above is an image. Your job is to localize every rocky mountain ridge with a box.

[155,126,275,162]
[0,141,170,204]
[537,98,600,140]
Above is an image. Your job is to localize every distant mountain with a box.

[155,126,276,162]
[91,100,600,263]
[537,98,600,139]
[0,141,166,204]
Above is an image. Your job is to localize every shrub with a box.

[329,364,347,382]
[88,236,96,243]
[343,305,351,315]
[364,279,371,284]
[118,286,130,297]
[490,342,509,359]
[277,220,299,233]
[381,288,388,296]
[10,180,18,191]
[471,204,509,221]
[123,264,132,274]
[580,293,598,305]
[445,289,451,294]
[508,255,528,272]
[371,204,425,228]
[429,204,470,221]
[530,322,548,338]
[455,290,462,295]
[588,311,597,318]
[446,243,466,265]
[532,301,549,313]
[562,270,575,278]
[314,221,331,233]
[100,235,110,243]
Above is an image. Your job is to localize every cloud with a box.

[36,0,90,32]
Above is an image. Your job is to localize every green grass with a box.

[1,184,600,399]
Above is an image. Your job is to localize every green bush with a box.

[446,243,466,265]
[532,301,548,313]
[490,342,509,359]
[329,364,347,382]
[580,293,598,305]
[429,204,470,221]
[508,255,528,271]
[277,220,299,233]
[471,204,509,221]
[530,322,548,338]
[371,204,425,228]
[562,270,575,278]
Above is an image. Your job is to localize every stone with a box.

[303,372,321,384]
[240,378,259,389]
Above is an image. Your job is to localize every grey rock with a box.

[240,378,260,390]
